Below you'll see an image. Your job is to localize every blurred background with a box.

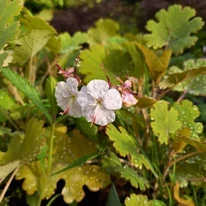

[24,0,206,34]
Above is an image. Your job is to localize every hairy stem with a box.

[0,167,19,203]
[177,90,188,102]
[47,124,55,175]
[168,151,201,168]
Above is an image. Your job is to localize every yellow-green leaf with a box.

[144,5,204,55]
[16,125,110,203]
[150,101,182,144]
[106,124,152,170]
[0,118,44,179]
[0,0,22,66]
[12,14,57,64]
[88,19,119,45]
[173,100,203,139]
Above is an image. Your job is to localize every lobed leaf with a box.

[175,153,206,187]
[144,5,204,55]
[103,47,132,77]
[125,194,167,206]
[88,19,119,45]
[171,59,206,95]
[1,68,52,123]
[16,125,110,203]
[124,42,145,78]
[102,153,149,191]
[0,0,22,66]
[106,124,153,171]
[125,194,153,206]
[159,66,206,89]
[59,32,88,54]
[175,128,206,152]
[0,118,44,179]
[12,14,57,64]
[173,100,203,139]
[150,101,182,144]
[79,45,118,83]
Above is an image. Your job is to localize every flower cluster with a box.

[55,66,138,126]
[55,78,122,126]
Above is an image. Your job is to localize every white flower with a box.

[77,80,122,126]
[55,77,82,117]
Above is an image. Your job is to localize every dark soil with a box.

[50,0,206,34]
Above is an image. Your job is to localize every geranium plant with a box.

[1,1,206,206]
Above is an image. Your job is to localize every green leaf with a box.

[150,101,182,144]
[106,183,121,206]
[124,42,145,78]
[0,89,16,110]
[121,165,150,190]
[79,45,118,83]
[12,14,57,64]
[74,117,99,141]
[125,194,153,206]
[1,68,52,123]
[106,124,152,170]
[0,53,9,68]
[136,96,156,109]
[102,153,149,190]
[173,100,203,139]
[52,153,98,176]
[88,19,119,45]
[175,128,206,152]
[45,76,57,115]
[0,118,45,179]
[159,66,206,89]
[0,160,20,180]
[26,194,39,206]
[171,59,206,95]
[59,32,88,54]
[0,0,22,66]
[16,126,110,203]
[103,48,132,77]
[144,5,204,55]
[45,36,61,53]
[125,193,167,206]
[175,153,206,187]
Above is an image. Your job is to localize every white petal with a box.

[84,104,115,126]
[66,77,78,91]
[86,80,109,100]
[55,78,81,114]
[77,86,93,108]
[55,81,71,98]
[102,89,122,110]
[69,100,82,117]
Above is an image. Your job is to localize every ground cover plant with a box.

[1,0,206,205]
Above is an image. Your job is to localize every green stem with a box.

[47,124,55,175]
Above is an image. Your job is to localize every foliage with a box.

[144,4,204,55]
[150,101,182,144]
[1,2,206,206]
